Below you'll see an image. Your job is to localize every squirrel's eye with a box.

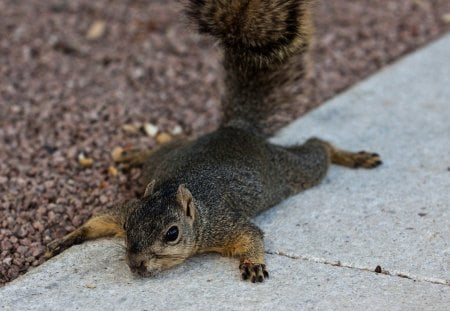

[165,226,179,243]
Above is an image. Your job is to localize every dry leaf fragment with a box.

[86,20,106,40]
[78,153,94,168]
[79,158,94,168]
[99,180,109,189]
[156,132,172,145]
[108,166,118,177]
[85,284,97,289]
[442,13,450,24]
[111,147,124,162]
[413,0,430,10]
[122,123,141,134]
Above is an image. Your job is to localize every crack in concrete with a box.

[266,250,450,287]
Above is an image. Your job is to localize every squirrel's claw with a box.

[239,262,268,283]
[44,239,65,259]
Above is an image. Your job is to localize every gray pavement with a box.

[2,33,450,310]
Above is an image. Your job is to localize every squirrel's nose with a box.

[127,257,147,275]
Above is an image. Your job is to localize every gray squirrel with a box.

[45,0,381,283]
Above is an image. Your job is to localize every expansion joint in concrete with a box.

[266,250,450,287]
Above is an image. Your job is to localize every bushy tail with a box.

[185,0,314,135]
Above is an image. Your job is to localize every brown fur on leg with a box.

[331,150,382,168]
[45,214,124,259]
[306,138,382,169]
[206,223,268,283]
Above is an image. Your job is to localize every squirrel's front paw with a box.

[44,239,66,259]
[239,262,269,283]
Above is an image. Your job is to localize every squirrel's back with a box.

[185,0,314,135]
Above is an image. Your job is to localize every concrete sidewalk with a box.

[1,33,449,310]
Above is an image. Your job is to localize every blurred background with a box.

[1,0,449,286]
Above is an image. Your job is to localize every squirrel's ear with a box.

[176,184,196,223]
[143,180,156,197]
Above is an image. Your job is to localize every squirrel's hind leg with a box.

[277,139,331,192]
[45,214,124,259]
[299,138,382,169]
[279,137,382,193]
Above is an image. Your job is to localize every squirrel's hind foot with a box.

[351,151,382,169]
[330,148,382,169]
[304,138,382,169]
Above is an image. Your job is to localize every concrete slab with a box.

[268,32,450,284]
[1,32,450,310]
[1,240,449,311]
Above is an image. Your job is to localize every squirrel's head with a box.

[123,181,198,277]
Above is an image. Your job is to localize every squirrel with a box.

[45,0,381,283]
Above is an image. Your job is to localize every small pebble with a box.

[170,125,183,136]
[99,195,108,204]
[16,227,28,238]
[47,211,57,222]
[72,215,82,227]
[16,246,28,256]
[44,180,55,188]
[33,221,45,232]
[3,257,12,266]
[20,238,31,246]
[8,266,20,280]
[143,123,159,137]
[1,240,12,251]
[31,247,44,257]
[13,258,24,266]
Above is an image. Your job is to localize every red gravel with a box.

[1,0,449,286]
